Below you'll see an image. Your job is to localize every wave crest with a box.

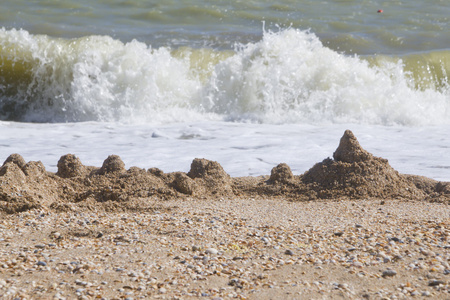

[1,27,449,125]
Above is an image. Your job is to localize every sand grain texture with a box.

[0,130,448,299]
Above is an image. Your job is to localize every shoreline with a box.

[0,130,449,298]
[0,130,448,214]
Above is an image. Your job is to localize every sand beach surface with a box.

[0,130,449,299]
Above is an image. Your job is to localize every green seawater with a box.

[0,0,448,55]
[0,0,449,123]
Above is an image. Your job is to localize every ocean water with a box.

[0,1,449,181]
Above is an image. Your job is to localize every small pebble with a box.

[382,269,397,277]
[284,249,294,256]
[205,248,218,255]
[428,280,444,287]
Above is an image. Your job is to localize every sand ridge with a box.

[1,130,447,214]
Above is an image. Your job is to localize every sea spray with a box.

[202,29,450,125]
[0,29,202,123]
[1,28,449,125]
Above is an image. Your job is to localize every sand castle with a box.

[0,130,449,300]
[0,130,448,213]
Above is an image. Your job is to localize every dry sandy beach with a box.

[0,130,449,299]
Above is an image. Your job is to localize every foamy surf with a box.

[0,27,449,125]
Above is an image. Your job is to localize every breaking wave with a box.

[1,27,449,125]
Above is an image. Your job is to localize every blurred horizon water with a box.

[0,0,449,180]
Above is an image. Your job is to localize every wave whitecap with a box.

[0,27,449,125]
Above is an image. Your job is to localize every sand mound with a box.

[56,154,86,178]
[0,131,448,213]
[302,130,426,199]
[333,130,372,163]
[98,155,126,175]
[170,172,198,195]
[187,158,233,195]
[0,154,61,213]
[269,163,294,184]
[3,153,26,169]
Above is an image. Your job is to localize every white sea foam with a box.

[202,29,450,125]
[1,121,449,181]
[1,28,449,125]
[1,29,449,182]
